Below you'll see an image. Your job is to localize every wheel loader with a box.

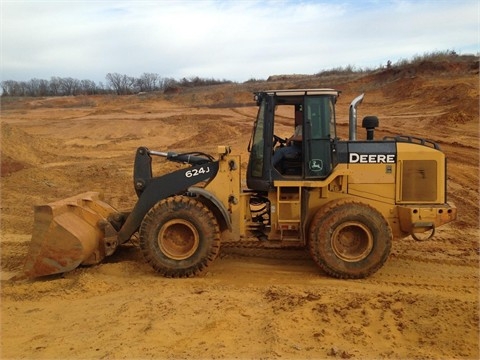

[23,89,457,279]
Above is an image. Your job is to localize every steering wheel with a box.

[273,134,288,148]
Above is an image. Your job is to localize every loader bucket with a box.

[23,192,121,278]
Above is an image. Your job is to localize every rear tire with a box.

[140,195,220,277]
[308,201,392,279]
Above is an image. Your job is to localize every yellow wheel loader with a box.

[23,89,457,279]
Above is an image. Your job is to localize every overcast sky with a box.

[1,0,478,83]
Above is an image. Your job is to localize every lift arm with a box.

[117,147,219,243]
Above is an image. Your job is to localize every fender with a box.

[186,187,232,231]
[117,161,219,243]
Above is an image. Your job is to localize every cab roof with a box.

[261,88,340,97]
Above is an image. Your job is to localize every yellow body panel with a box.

[202,153,242,241]
[395,142,446,204]
[201,144,455,243]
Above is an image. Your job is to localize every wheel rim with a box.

[331,221,374,262]
[158,219,200,260]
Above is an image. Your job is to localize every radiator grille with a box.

[401,160,437,201]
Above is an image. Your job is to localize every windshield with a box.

[249,99,266,177]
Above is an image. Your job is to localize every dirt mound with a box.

[27,96,97,109]
[166,114,248,151]
[0,122,67,178]
[1,122,44,165]
[413,57,479,74]
[374,56,478,81]
[165,85,254,109]
[1,155,27,177]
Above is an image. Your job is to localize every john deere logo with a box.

[349,153,396,164]
[309,159,323,171]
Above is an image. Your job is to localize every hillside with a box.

[0,55,479,359]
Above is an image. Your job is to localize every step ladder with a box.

[276,185,301,241]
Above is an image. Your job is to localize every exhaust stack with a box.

[349,93,365,140]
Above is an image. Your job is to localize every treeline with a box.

[1,50,474,97]
[0,72,234,97]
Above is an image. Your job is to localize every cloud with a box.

[1,0,478,83]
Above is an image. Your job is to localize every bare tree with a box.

[59,77,80,95]
[161,77,176,90]
[97,81,107,94]
[1,80,24,96]
[25,78,39,96]
[106,73,135,95]
[49,77,62,96]
[80,79,97,95]
[137,72,160,92]
[25,78,49,96]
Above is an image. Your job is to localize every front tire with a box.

[140,195,220,277]
[308,201,392,279]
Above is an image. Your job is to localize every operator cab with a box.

[247,89,340,191]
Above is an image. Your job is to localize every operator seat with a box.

[281,151,302,175]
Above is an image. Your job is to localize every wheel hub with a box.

[331,221,374,262]
[158,219,199,260]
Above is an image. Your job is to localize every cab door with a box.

[304,96,336,178]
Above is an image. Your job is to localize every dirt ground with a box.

[1,60,479,359]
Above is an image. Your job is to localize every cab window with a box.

[250,99,266,177]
